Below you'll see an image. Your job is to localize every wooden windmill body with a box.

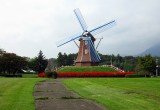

[76,34,100,66]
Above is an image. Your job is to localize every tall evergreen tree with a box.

[37,50,48,73]
[57,52,64,67]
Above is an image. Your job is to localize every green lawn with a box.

[58,66,117,72]
[22,73,38,78]
[0,78,47,110]
[63,78,160,110]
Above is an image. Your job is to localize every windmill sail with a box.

[89,42,101,62]
[56,33,82,47]
[74,8,88,31]
[90,20,116,36]
[86,36,101,62]
[56,8,116,66]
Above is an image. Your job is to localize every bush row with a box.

[125,74,150,78]
[4,74,22,77]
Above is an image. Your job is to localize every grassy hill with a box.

[58,66,117,72]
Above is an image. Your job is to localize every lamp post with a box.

[156,58,159,77]
[110,55,113,66]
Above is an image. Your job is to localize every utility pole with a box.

[156,58,159,77]
[110,55,113,66]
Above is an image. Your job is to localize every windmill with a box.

[56,8,116,66]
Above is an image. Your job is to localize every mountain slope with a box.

[139,43,160,56]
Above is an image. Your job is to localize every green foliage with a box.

[0,52,27,74]
[27,58,39,73]
[27,50,48,73]
[125,74,149,78]
[37,50,48,73]
[0,78,47,110]
[22,73,38,78]
[57,52,77,67]
[58,66,117,72]
[136,54,156,76]
[0,48,6,54]
[63,78,160,110]
[5,74,22,77]
[99,54,137,71]
[45,71,53,78]
[45,71,57,78]
[53,71,58,79]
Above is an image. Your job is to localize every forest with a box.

[0,48,160,76]
[56,52,160,72]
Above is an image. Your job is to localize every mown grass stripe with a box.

[63,78,160,110]
[0,78,47,110]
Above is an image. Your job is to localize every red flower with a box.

[57,72,135,77]
[38,72,45,77]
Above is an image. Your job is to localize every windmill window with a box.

[85,41,88,45]
[85,49,88,54]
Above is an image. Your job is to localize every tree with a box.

[27,57,39,72]
[0,49,4,73]
[0,52,27,74]
[67,53,77,65]
[37,50,48,73]
[0,48,5,55]
[57,52,77,67]
[135,54,156,76]
[57,52,63,67]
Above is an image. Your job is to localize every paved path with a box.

[34,79,106,110]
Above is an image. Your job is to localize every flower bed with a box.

[38,72,45,77]
[57,72,135,77]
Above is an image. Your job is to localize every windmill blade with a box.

[56,33,82,47]
[74,8,88,31]
[89,40,101,62]
[86,36,101,62]
[89,20,116,36]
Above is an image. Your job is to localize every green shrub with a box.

[53,71,57,79]
[23,72,37,74]
[45,71,57,78]
[125,74,150,78]
[0,73,5,76]
[45,71,53,78]
[22,73,37,78]
[5,74,22,77]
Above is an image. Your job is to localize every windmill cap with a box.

[83,31,89,36]
[81,36,90,40]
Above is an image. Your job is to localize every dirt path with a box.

[34,79,106,110]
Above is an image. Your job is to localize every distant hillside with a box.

[139,43,160,56]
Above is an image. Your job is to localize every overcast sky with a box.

[0,0,160,58]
